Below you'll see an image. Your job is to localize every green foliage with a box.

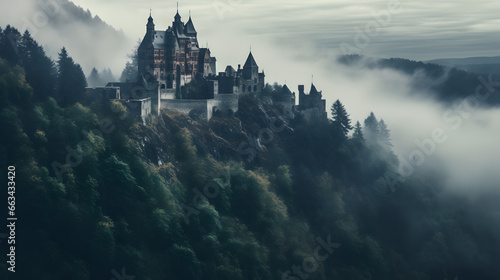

[331,99,353,138]
[0,25,21,65]
[180,74,214,99]
[19,31,57,101]
[57,47,87,106]
[1,33,500,280]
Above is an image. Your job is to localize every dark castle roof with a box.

[309,84,321,97]
[281,85,293,96]
[184,16,197,35]
[244,52,258,68]
[152,31,167,48]
[174,11,181,21]
[225,65,236,76]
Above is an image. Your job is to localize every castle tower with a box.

[242,51,258,80]
[172,4,184,34]
[184,13,197,37]
[298,83,326,113]
[138,12,156,80]
[238,51,265,93]
[147,10,155,37]
[309,83,321,97]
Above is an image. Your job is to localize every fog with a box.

[314,54,500,192]
[208,27,500,193]
[0,0,133,77]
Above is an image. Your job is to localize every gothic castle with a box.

[89,9,326,122]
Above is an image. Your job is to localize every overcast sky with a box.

[70,0,500,60]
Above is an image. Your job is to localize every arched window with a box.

[253,85,257,92]
[248,86,251,92]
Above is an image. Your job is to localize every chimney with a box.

[298,85,304,94]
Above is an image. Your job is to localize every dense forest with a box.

[1,25,500,280]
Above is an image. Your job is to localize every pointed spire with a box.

[148,7,154,21]
[174,2,182,22]
[244,51,258,68]
[184,10,197,36]
[147,8,155,30]
[310,83,320,96]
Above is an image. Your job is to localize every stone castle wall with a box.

[161,94,238,121]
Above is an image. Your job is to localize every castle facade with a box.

[87,8,326,123]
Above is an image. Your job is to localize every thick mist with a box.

[0,0,133,77]
[314,53,500,193]
[218,31,500,193]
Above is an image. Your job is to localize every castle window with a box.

[254,85,257,92]
[248,86,251,92]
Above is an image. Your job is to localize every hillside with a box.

[2,24,500,280]
[1,50,500,279]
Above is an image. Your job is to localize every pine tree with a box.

[120,47,138,82]
[0,25,21,65]
[363,112,379,144]
[352,121,365,142]
[330,99,352,137]
[87,67,101,87]
[19,31,57,101]
[57,47,87,106]
[101,68,115,83]
[378,119,392,148]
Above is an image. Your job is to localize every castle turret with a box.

[184,13,197,37]
[138,11,156,79]
[298,85,305,96]
[298,83,326,114]
[243,51,258,80]
[146,11,155,40]
[238,51,265,93]
[173,5,184,34]
[309,83,321,97]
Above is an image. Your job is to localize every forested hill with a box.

[1,28,500,280]
[338,55,500,106]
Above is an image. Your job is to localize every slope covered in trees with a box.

[1,27,500,280]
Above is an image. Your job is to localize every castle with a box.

[87,8,326,123]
